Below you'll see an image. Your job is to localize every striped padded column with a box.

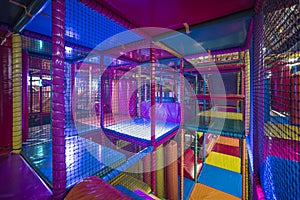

[12,34,22,153]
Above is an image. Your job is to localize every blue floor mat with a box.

[198,164,242,198]
[178,176,195,200]
[22,136,126,188]
[115,185,144,200]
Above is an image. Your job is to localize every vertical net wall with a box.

[21,35,53,185]
[253,0,300,199]
[64,0,132,189]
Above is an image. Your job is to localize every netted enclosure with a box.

[252,0,300,199]
[71,31,198,199]
[100,54,182,147]
[21,0,199,199]
[20,0,142,195]
[17,0,257,199]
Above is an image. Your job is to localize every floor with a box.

[22,132,127,188]
[0,153,52,200]
[183,136,243,200]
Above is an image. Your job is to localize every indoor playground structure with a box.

[0,0,299,200]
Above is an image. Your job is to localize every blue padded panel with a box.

[198,164,242,198]
[115,185,144,200]
[178,176,195,200]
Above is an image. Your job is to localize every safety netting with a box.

[21,35,53,185]
[20,0,195,199]
[21,0,140,191]
[20,0,254,199]
[252,0,300,199]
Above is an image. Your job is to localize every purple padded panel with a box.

[140,102,181,123]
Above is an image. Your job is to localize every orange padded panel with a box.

[190,184,240,200]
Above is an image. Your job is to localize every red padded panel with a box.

[65,176,133,200]
[178,148,203,180]
[291,73,300,124]
[271,61,291,113]
[212,143,240,158]
[0,46,12,147]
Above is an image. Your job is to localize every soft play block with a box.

[178,148,203,180]
[206,151,241,173]
[190,183,240,200]
[65,176,133,200]
[217,136,240,147]
[198,164,242,198]
[212,143,240,158]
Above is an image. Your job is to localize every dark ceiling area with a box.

[96,0,255,30]
[0,0,32,27]
[0,0,256,57]
[0,0,48,32]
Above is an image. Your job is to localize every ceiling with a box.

[0,0,32,27]
[0,0,255,60]
[0,0,48,32]
[96,0,255,29]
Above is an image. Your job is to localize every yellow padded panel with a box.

[206,152,241,173]
[198,110,243,120]
[156,145,165,198]
[109,173,151,194]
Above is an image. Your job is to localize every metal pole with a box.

[180,58,185,200]
[150,46,157,195]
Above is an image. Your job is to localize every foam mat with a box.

[217,136,240,147]
[206,151,241,173]
[189,183,241,200]
[115,185,144,200]
[212,143,240,157]
[198,110,243,120]
[198,164,242,198]
[178,177,195,200]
